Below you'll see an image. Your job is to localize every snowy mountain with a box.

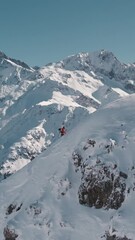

[1,49,135,239]
[0,94,135,239]
[56,50,135,90]
[0,50,132,180]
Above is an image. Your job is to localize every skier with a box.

[58,126,66,136]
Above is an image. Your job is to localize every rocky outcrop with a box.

[78,164,127,209]
[105,231,132,240]
[3,226,18,240]
[73,137,128,210]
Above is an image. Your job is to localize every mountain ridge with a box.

[0,50,32,70]
[0,49,133,180]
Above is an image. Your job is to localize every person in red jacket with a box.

[59,126,66,136]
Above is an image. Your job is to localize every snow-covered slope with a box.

[0,50,132,180]
[0,94,135,239]
[0,51,35,116]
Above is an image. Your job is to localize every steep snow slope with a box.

[0,52,35,117]
[0,94,135,240]
[0,50,131,180]
[0,65,102,179]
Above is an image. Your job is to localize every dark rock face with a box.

[6,203,22,215]
[0,50,31,70]
[3,226,18,240]
[9,58,31,70]
[105,231,132,240]
[0,51,7,59]
[106,236,131,240]
[78,164,127,209]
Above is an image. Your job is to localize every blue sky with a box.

[0,0,135,66]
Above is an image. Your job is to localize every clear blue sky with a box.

[0,0,135,66]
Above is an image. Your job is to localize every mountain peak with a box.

[95,49,117,60]
[62,49,118,62]
[0,50,8,59]
[56,50,121,76]
[97,49,113,55]
[0,50,31,70]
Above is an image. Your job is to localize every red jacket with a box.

[60,127,66,136]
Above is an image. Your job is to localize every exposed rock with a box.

[3,226,18,240]
[0,51,7,59]
[76,95,100,109]
[119,171,128,179]
[105,231,132,240]
[9,58,31,70]
[72,152,83,168]
[83,139,96,150]
[6,203,23,215]
[78,164,126,209]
